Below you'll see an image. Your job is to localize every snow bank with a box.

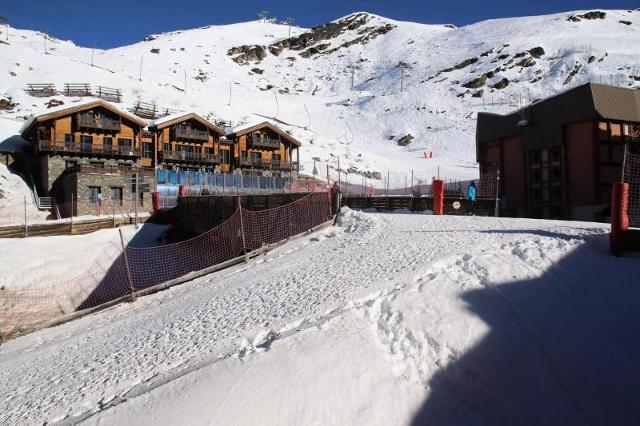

[0,223,170,291]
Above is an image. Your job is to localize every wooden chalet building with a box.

[146,113,230,173]
[19,100,154,216]
[226,121,300,177]
[476,82,640,221]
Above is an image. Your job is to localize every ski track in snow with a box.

[0,209,609,424]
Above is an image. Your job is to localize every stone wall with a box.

[66,171,154,217]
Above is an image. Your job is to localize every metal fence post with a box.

[237,195,249,262]
[494,170,501,217]
[24,196,28,237]
[118,228,136,301]
[70,193,74,234]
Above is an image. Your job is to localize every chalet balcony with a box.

[160,150,221,164]
[77,115,121,131]
[36,140,140,157]
[219,137,234,145]
[172,127,209,142]
[238,158,298,170]
[250,134,280,149]
[66,164,155,176]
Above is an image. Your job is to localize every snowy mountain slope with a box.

[0,9,639,185]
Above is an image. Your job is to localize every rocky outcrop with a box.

[231,13,396,63]
[228,45,267,64]
[462,74,488,89]
[396,134,414,146]
[441,57,478,73]
[0,97,15,110]
[46,99,64,108]
[528,47,545,58]
[517,57,536,67]
[150,48,160,54]
[567,11,606,22]
[563,63,582,85]
[491,78,509,89]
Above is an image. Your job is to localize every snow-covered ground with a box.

[0,222,169,292]
[1,209,638,425]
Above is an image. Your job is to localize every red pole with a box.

[432,179,444,215]
[610,182,629,256]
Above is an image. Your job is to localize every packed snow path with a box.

[1,210,638,424]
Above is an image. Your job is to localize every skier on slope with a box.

[467,181,477,215]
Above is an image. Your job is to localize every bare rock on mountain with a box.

[228,45,267,64]
[462,74,488,89]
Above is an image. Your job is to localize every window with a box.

[204,147,214,158]
[118,163,132,169]
[142,142,152,158]
[37,126,50,141]
[111,187,123,207]
[221,149,230,164]
[598,121,609,141]
[64,134,75,147]
[138,191,144,207]
[88,186,101,204]
[250,151,262,162]
[241,150,248,159]
[80,135,93,153]
[102,136,113,154]
[163,143,172,152]
[65,160,77,169]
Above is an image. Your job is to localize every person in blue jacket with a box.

[467,181,477,215]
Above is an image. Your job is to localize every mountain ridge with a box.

[1,8,639,183]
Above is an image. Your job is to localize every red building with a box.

[476,83,640,221]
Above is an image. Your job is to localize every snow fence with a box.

[0,192,332,339]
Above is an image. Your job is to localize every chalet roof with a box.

[228,121,302,147]
[476,83,640,160]
[148,112,225,135]
[19,99,147,136]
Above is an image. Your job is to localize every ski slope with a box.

[1,210,639,424]
[1,9,639,186]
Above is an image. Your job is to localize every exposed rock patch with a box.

[567,11,606,22]
[396,134,414,147]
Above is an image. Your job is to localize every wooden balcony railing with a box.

[160,150,221,164]
[66,164,155,176]
[37,140,140,157]
[251,134,280,149]
[238,158,298,170]
[173,127,209,141]
[77,115,121,131]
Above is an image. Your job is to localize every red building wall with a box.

[565,120,596,210]
[501,136,525,212]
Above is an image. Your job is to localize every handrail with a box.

[37,140,140,157]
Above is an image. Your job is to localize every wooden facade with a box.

[20,100,153,216]
[227,122,300,177]
[19,103,305,216]
[147,113,226,173]
[476,83,640,221]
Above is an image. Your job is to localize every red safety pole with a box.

[432,179,444,215]
[610,182,629,256]
[151,191,160,212]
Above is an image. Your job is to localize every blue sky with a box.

[2,0,637,48]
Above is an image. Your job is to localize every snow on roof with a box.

[18,98,146,135]
[149,111,225,134]
[147,111,193,127]
[229,120,302,147]
[0,117,30,153]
